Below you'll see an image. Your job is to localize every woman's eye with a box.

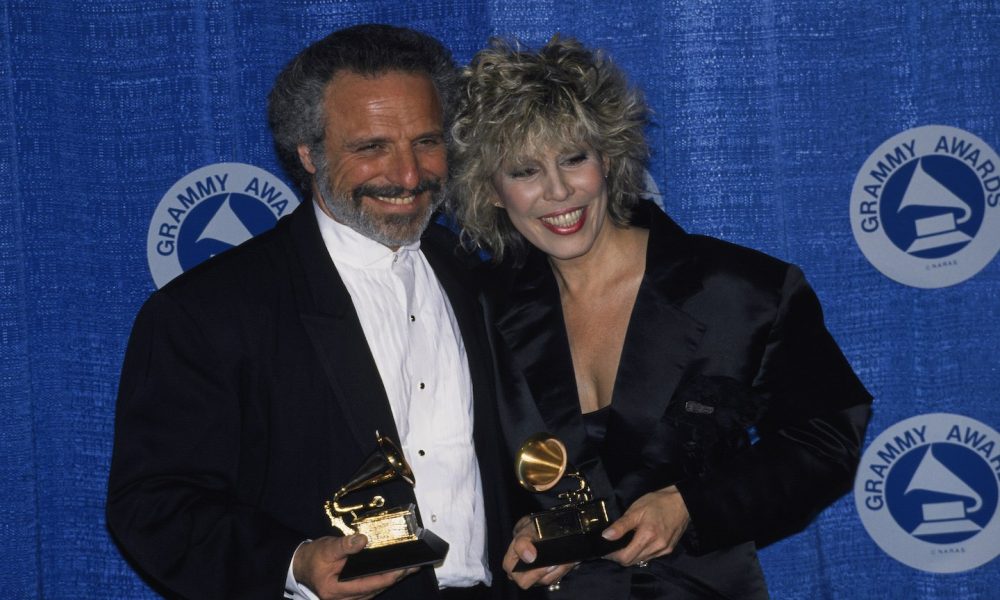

[509,167,538,179]
[563,152,588,166]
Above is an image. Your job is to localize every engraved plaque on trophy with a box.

[324,433,449,580]
[513,434,632,571]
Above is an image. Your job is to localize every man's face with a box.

[297,70,447,249]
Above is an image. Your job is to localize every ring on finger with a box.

[548,580,561,592]
[636,559,649,568]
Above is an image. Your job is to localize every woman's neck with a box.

[548,223,647,299]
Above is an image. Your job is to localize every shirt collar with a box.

[313,201,421,269]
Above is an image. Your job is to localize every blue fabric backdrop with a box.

[2,1,998,597]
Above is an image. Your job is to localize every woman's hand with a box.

[601,485,690,566]
[502,516,578,590]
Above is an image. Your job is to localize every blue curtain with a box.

[2,1,997,597]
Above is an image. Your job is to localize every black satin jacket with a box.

[486,202,873,599]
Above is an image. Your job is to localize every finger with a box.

[538,563,573,585]
[340,534,368,556]
[602,511,638,541]
[511,564,561,590]
[502,542,522,576]
[330,567,410,596]
[503,536,539,575]
[606,527,654,565]
[512,515,532,534]
[316,534,367,563]
[512,535,538,564]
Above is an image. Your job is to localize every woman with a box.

[448,37,872,599]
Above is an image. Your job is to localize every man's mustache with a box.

[352,179,442,202]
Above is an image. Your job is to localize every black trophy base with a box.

[513,530,634,571]
[339,530,450,581]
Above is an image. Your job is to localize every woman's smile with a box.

[540,206,587,233]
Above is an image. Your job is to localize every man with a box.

[107,25,515,600]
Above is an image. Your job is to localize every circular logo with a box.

[851,125,1000,288]
[147,162,300,288]
[855,413,1000,573]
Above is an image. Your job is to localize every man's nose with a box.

[387,147,421,190]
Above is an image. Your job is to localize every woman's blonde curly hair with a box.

[448,35,650,261]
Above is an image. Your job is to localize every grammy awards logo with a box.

[851,125,1000,288]
[855,413,1000,573]
[146,163,299,288]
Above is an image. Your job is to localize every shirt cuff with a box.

[284,540,321,600]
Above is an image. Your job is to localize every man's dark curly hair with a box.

[267,24,458,196]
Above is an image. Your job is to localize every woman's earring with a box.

[493,201,504,208]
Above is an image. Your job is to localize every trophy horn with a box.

[515,434,568,493]
[330,434,415,515]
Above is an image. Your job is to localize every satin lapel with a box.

[604,204,706,486]
[494,251,588,469]
[289,203,402,452]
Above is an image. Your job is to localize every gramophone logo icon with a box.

[904,446,982,539]
[148,162,299,288]
[897,159,974,254]
[196,195,255,248]
[856,413,1000,573]
[850,125,1000,288]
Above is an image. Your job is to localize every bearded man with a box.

[107,24,515,600]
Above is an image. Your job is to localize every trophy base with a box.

[339,529,450,581]
[513,530,634,571]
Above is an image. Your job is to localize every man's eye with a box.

[416,137,442,147]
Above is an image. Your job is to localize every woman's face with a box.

[492,143,610,262]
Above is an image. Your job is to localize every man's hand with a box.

[601,485,690,567]
[292,535,417,600]
[501,516,577,590]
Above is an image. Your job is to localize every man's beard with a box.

[314,153,443,248]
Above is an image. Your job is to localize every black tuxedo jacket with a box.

[107,202,516,600]
[488,202,872,599]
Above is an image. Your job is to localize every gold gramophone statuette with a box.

[513,433,632,571]
[324,433,449,580]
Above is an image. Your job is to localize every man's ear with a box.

[297,144,317,175]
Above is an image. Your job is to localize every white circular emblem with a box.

[850,125,1000,288]
[855,413,1000,573]
[147,162,300,288]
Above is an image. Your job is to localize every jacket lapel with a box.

[494,249,590,471]
[287,202,402,453]
[603,205,707,498]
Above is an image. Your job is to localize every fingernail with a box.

[349,534,364,548]
[601,528,614,540]
[522,548,536,563]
